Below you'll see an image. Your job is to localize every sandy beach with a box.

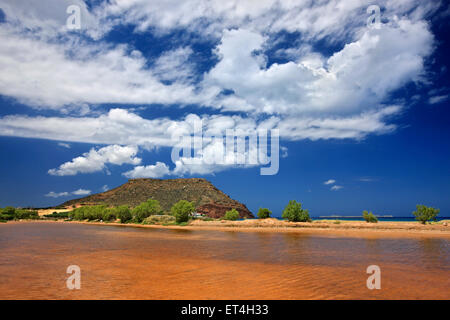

[16,218,450,239]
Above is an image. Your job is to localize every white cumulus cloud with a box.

[48,145,141,176]
[123,162,171,178]
[45,191,70,198]
[203,21,433,116]
[72,189,91,196]
[45,188,91,198]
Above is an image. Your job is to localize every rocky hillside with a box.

[61,178,253,219]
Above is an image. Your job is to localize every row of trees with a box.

[253,200,311,222]
[362,205,440,224]
[69,201,159,224]
[258,202,440,224]
[0,206,39,221]
[2,200,439,225]
[68,199,197,224]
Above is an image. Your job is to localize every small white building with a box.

[191,212,205,218]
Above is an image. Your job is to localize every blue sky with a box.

[0,0,449,217]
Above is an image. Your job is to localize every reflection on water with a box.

[0,222,448,299]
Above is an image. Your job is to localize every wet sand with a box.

[38,218,450,239]
[0,221,449,300]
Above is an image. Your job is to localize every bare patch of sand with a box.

[37,209,70,217]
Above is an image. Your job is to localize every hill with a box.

[61,178,254,219]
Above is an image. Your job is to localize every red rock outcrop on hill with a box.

[196,203,253,219]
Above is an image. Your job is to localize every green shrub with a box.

[143,215,176,225]
[116,205,132,223]
[68,208,78,220]
[224,209,240,221]
[102,209,117,222]
[362,210,378,223]
[13,209,38,220]
[0,213,14,221]
[171,200,195,223]
[282,200,311,222]
[3,206,15,216]
[30,211,39,219]
[69,207,86,220]
[0,207,39,220]
[257,208,271,219]
[44,211,69,219]
[68,206,107,221]
[85,205,107,221]
[132,199,162,222]
[413,205,439,224]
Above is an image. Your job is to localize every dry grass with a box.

[37,208,70,217]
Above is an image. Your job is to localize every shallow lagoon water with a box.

[0,222,448,299]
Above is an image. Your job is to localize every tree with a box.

[132,199,162,222]
[171,200,195,223]
[87,205,107,220]
[14,209,39,220]
[257,208,271,219]
[224,209,240,221]
[3,206,15,216]
[69,207,84,220]
[363,210,378,223]
[0,206,15,221]
[282,200,311,222]
[102,208,117,222]
[116,205,132,223]
[413,204,439,224]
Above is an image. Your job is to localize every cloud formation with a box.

[58,142,71,149]
[123,162,171,179]
[45,191,70,198]
[0,107,401,145]
[48,145,141,176]
[72,189,92,196]
[0,1,435,118]
[45,188,91,198]
[0,0,443,178]
[203,21,433,115]
[97,0,437,40]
